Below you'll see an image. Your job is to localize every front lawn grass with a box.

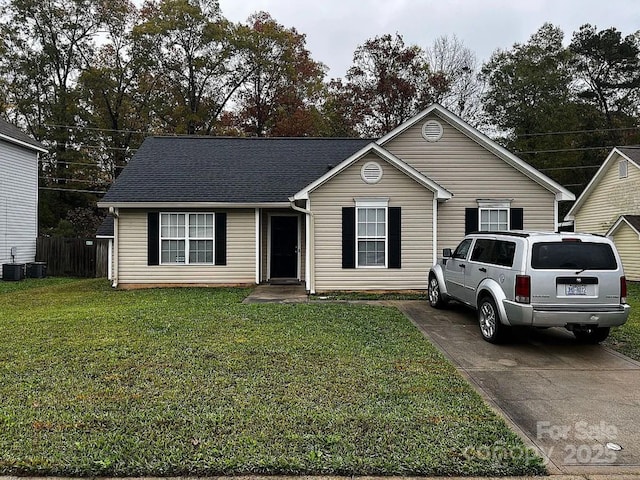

[0,279,543,476]
[606,281,640,360]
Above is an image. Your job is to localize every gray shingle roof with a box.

[101,136,373,204]
[0,118,45,151]
[96,216,114,237]
[618,146,640,167]
[622,215,640,233]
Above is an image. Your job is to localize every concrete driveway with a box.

[395,300,640,475]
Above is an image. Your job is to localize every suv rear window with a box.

[531,242,617,270]
[471,239,516,267]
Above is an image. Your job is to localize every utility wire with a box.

[517,145,615,154]
[43,123,149,135]
[39,187,108,194]
[40,177,112,184]
[518,125,640,138]
[538,165,601,172]
[40,160,126,168]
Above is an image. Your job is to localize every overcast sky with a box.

[218,0,640,78]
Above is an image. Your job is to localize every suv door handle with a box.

[479,267,487,273]
[459,264,465,268]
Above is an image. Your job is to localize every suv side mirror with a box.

[442,248,452,258]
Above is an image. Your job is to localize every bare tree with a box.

[424,35,483,123]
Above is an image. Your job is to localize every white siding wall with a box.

[0,141,38,276]
[611,223,640,282]
[310,154,434,292]
[384,114,556,250]
[575,155,640,234]
[117,209,256,285]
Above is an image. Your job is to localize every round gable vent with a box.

[422,119,443,142]
[361,161,383,184]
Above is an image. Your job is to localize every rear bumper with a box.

[503,301,630,328]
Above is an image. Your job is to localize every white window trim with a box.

[477,199,511,231]
[159,212,215,265]
[355,198,388,268]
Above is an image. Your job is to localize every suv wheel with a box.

[478,296,508,343]
[428,275,446,308]
[574,327,610,344]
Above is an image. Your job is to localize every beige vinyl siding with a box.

[384,114,556,250]
[611,223,640,281]
[259,209,305,282]
[0,141,38,274]
[310,153,433,291]
[117,209,255,285]
[574,156,640,234]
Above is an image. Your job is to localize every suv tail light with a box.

[621,276,627,304]
[515,275,530,304]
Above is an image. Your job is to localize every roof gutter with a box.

[97,201,291,209]
[0,133,48,153]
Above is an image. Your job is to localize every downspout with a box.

[289,197,314,294]
[432,197,438,265]
[255,208,260,284]
[109,207,119,288]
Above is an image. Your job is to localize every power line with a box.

[43,123,149,135]
[39,187,107,194]
[538,165,601,172]
[518,125,640,138]
[517,145,615,154]
[40,177,112,184]
[40,160,126,168]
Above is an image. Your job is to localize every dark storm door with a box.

[270,216,298,278]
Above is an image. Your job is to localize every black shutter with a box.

[215,212,227,265]
[342,207,355,269]
[510,208,524,230]
[148,212,159,266]
[388,207,401,269]
[465,208,478,234]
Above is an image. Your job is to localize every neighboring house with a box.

[0,119,47,277]
[566,147,640,281]
[97,104,574,292]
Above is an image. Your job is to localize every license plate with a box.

[566,284,587,296]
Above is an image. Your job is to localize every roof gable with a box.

[292,143,452,201]
[377,104,574,201]
[606,214,640,238]
[566,147,640,219]
[0,119,47,153]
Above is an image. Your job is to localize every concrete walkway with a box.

[243,284,309,303]
[394,300,640,475]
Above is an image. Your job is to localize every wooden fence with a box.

[36,237,110,278]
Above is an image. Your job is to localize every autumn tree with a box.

[134,0,244,134]
[340,33,428,137]
[234,12,326,137]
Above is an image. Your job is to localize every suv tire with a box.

[428,275,447,309]
[574,327,610,344]
[478,296,508,343]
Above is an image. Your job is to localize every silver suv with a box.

[428,231,630,344]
